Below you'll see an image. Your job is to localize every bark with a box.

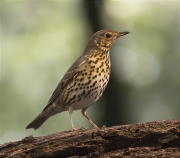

[0,120,180,158]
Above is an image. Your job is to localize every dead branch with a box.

[0,119,180,158]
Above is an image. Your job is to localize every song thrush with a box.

[26,29,129,130]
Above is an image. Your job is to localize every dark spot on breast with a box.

[92,81,97,87]
[103,83,106,86]
[92,75,97,79]
[90,66,95,69]
[81,90,85,96]
[99,73,101,76]
[75,88,78,91]
[95,58,99,64]
[77,98,81,102]
[101,69,105,73]
[85,90,91,98]
[86,80,91,85]
[66,95,76,105]
[100,62,104,68]
[80,78,84,82]
[100,53,103,57]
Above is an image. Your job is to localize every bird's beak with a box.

[118,31,130,37]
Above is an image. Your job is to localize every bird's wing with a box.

[43,54,88,111]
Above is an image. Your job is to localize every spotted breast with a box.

[60,49,111,111]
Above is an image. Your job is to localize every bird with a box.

[26,29,129,130]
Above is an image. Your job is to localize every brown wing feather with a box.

[43,54,88,111]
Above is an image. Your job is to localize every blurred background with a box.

[1,1,179,144]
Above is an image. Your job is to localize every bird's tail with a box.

[26,114,49,130]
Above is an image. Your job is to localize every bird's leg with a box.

[69,106,76,131]
[81,108,98,129]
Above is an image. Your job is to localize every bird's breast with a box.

[61,51,111,110]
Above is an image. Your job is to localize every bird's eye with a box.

[105,33,112,38]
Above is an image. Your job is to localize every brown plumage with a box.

[26,29,129,130]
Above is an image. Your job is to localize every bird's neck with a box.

[98,46,110,52]
[87,49,111,68]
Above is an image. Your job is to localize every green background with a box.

[1,1,179,143]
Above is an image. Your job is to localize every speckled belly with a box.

[59,51,111,111]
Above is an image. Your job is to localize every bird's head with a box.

[85,29,129,52]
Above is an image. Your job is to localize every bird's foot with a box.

[70,127,78,131]
[93,125,98,129]
[70,127,86,131]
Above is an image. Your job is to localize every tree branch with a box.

[0,119,180,158]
